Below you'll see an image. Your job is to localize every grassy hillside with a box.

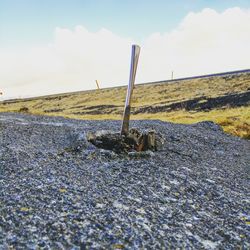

[1,72,250,138]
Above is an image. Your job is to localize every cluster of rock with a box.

[1,113,249,249]
[87,128,164,153]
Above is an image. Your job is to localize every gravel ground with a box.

[0,112,249,249]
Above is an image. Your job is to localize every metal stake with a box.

[121,44,140,135]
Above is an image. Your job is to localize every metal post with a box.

[121,45,140,136]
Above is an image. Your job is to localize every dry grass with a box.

[130,107,250,139]
[0,72,249,139]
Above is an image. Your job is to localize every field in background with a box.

[0,71,249,139]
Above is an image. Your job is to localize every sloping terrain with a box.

[0,113,249,249]
[0,71,250,138]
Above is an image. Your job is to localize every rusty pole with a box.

[121,45,140,136]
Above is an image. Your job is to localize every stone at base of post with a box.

[87,128,164,153]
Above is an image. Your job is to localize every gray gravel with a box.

[0,112,249,249]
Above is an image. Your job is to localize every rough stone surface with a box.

[87,128,164,153]
[0,112,249,249]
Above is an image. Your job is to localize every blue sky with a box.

[0,0,250,99]
[1,0,250,46]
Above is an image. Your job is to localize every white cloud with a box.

[140,7,250,81]
[1,7,250,99]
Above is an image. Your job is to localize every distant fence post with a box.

[95,80,100,90]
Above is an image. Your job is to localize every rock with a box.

[0,112,249,249]
[18,106,29,113]
[87,128,164,153]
